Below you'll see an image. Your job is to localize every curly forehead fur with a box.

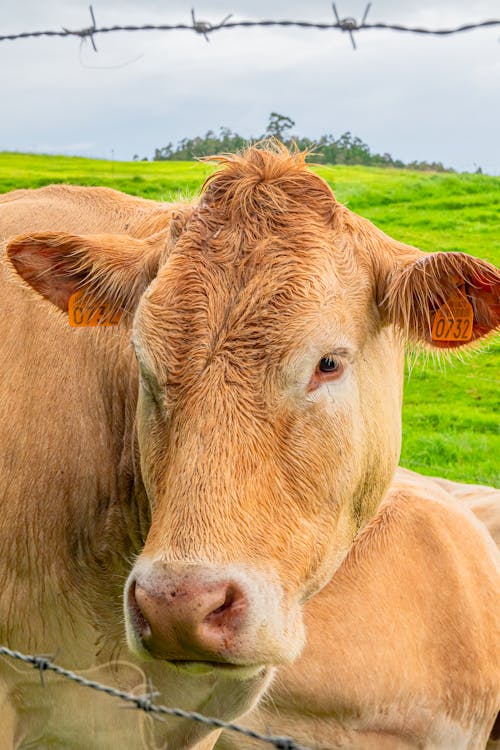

[136,145,359,389]
[198,143,338,233]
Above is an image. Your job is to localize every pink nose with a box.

[129,577,248,663]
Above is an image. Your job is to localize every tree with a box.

[265,112,295,142]
[150,115,452,171]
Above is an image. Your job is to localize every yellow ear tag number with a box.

[68,290,122,327]
[431,289,474,343]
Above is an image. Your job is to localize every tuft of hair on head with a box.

[198,140,337,227]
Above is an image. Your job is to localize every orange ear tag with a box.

[431,288,474,343]
[68,290,122,327]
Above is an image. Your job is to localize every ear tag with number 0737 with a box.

[68,290,122,327]
[431,287,473,343]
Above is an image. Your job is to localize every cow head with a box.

[7,146,500,676]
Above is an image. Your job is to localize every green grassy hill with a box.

[1,152,498,485]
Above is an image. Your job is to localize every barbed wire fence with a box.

[1,3,500,51]
[0,645,311,750]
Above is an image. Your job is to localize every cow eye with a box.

[318,356,341,373]
[307,354,345,393]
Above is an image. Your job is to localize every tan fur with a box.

[0,145,498,748]
[429,474,500,547]
[216,469,500,750]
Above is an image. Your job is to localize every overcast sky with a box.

[2,1,500,173]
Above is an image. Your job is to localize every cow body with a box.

[0,148,498,748]
[216,469,500,750]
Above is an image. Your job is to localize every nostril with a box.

[128,580,152,640]
[203,585,246,625]
[210,587,235,616]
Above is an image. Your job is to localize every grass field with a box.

[1,151,499,486]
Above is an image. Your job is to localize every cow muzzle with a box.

[124,560,304,670]
[130,577,247,663]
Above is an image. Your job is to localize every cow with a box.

[216,468,500,749]
[0,144,498,748]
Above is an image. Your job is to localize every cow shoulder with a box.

[224,475,500,748]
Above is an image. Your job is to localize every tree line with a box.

[142,112,451,172]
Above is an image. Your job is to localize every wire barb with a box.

[361,3,372,26]
[189,9,233,42]
[332,2,372,49]
[190,8,211,42]
[61,4,98,51]
[61,4,97,51]
[34,654,54,687]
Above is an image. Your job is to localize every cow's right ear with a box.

[6,230,169,317]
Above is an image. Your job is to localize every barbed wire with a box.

[1,4,500,52]
[0,645,310,750]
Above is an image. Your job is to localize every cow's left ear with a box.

[6,230,169,316]
[381,250,500,348]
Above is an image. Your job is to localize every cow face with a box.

[128,165,402,668]
[7,146,500,675]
